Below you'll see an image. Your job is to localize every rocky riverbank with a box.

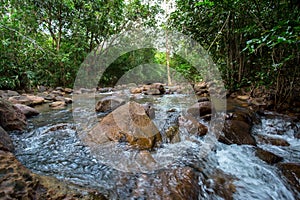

[0,82,300,198]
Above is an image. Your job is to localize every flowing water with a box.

[10,90,300,199]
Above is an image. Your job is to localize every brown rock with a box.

[49,101,66,109]
[142,103,155,119]
[64,88,73,93]
[256,135,290,146]
[255,148,283,164]
[237,95,250,101]
[0,150,107,199]
[0,126,14,152]
[220,120,256,145]
[88,102,162,150]
[8,95,44,106]
[179,115,208,136]
[0,98,27,131]
[14,104,39,117]
[95,96,125,112]
[277,163,300,193]
[130,87,142,94]
[187,101,213,117]
[194,82,207,92]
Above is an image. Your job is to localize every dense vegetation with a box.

[1,0,299,108]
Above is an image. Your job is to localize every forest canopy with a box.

[0,0,299,108]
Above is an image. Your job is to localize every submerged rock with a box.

[0,98,27,131]
[88,101,162,150]
[255,148,283,164]
[179,115,208,136]
[256,135,290,146]
[277,163,300,193]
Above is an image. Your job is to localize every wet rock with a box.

[95,96,125,112]
[88,101,162,150]
[142,103,155,119]
[179,115,208,136]
[49,101,66,109]
[80,88,95,94]
[8,95,44,106]
[220,120,256,146]
[256,135,290,146]
[37,85,47,92]
[130,167,200,199]
[51,90,64,96]
[165,125,181,143]
[277,163,300,193]
[14,104,39,117]
[204,170,237,200]
[0,126,14,152]
[54,95,65,101]
[0,150,107,199]
[0,99,27,131]
[255,148,283,164]
[187,101,213,117]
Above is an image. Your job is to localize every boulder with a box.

[0,99,27,131]
[143,83,165,95]
[95,96,125,112]
[256,135,290,146]
[88,101,162,150]
[187,101,213,117]
[49,101,66,109]
[14,104,39,117]
[198,97,210,102]
[220,120,256,146]
[8,95,44,106]
[255,148,283,164]
[64,97,73,104]
[64,87,73,93]
[0,126,14,152]
[130,87,143,94]
[179,115,208,136]
[277,163,300,193]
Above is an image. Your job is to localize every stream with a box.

[10,90,300,199]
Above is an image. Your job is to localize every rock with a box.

[7,90,20,97]
[204,170,237,200]
[198,97,210,102]
[130,167,200,199]
[88,102,162,150]
[37,85,47,92]
[179,115,208,136]
[0,99,27,131]
[0,150,107,199]
[165,125,181,143]
[49,101,66,109]
[187,101,213,117]
[237,95,250,101]
[14,104,39,117]
[95,96,125,112]
[255,148,283,164]
[195,89,209,96]
[130,87,142,94]
[54,95,65,101]
[194,82,207,92]
[64,97,73,104]
[220,120,256,145]
[277,163,300,193]
[142,103,155,119]
[8,95,44,106]
[256,135,290,146]
[0,126,14,152]
[143,83,165,95]
[64,87,73,93]
[80,88,95,93]
[51,90,63,96]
